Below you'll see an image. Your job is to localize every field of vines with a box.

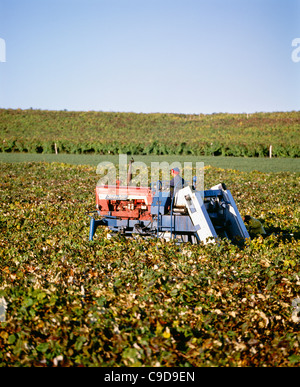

[1,109,300,157]
[0,161,299,367]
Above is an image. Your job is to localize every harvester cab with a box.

[87,172,250,245]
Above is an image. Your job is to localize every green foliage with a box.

[0,162,299,366]
[0,109,299,157]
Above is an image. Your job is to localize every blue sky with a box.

[0,0,299,114]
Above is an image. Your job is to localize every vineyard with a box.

[1,109,300,157]
[0,161,299,366]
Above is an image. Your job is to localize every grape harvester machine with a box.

[87,170,250,245]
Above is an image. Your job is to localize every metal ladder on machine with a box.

[179,186,219,244]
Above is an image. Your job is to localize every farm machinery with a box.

[87,163,250,245]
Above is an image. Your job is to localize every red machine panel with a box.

[96,185,153,220]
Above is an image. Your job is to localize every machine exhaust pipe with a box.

[127,157,134,186]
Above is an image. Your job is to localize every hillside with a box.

[0,109,299,157]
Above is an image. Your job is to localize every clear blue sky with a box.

[0,0,299,114]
